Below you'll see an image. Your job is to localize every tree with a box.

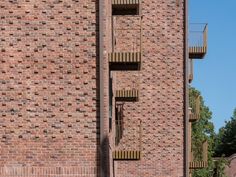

[214,108,236,157]
[213,157,229,177]
[190,87,215,177]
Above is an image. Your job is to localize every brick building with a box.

[0,0,207,177]
[225,154,236,177]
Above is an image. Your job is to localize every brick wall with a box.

[110,0,185,176]
[0,0,186,176]
[113,16,141,53]
[225,154,236,177]
[0,0,99,176]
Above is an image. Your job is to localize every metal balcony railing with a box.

[189,93,200,122]
[189,23,208,59]
[109,16,142,70]
[190,140,208,169]
[188,59,193,83]
[115,104,124,146]
[114,104,142,160]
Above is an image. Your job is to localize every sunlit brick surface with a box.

[225,155,236,177]
[0,0,186,176]
[0,0,99,176]
[110,0,185,176]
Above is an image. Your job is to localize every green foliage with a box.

[214,109,236,157]
[190,87,215,177]
[213,157,229,177]
[213,108,236,177]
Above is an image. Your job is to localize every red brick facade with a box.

[0,0,99,176]
[0,0,186,177]
[107,1,185,177]
[225,154,236,177]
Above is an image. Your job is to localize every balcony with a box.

[189,140,208,169]
[115,89,139,101]
[189,93,200,122]
[109,16,142,70]
[113,118,142,160]
[112,0,140,15]
[189,23,208,59]
[109,52,141,70]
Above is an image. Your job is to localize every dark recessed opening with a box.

[109,63,140,71]
[112,4,139,15]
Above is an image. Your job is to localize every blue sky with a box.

[189,0,236,132]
